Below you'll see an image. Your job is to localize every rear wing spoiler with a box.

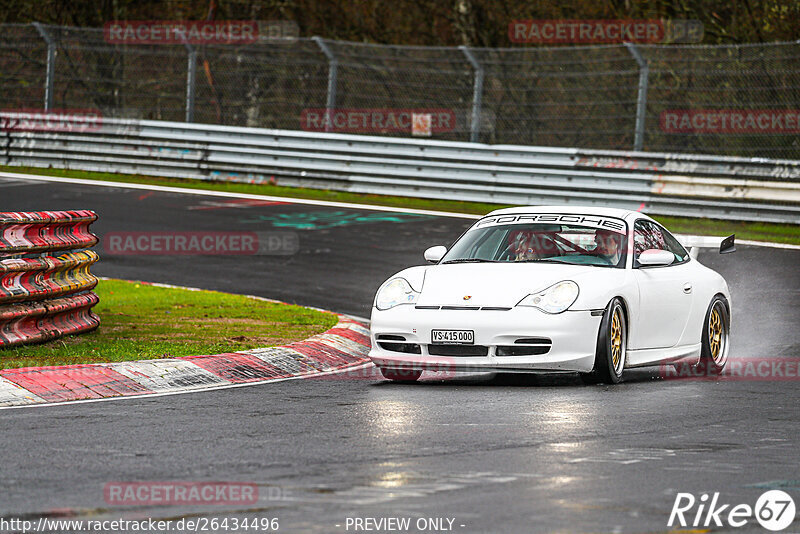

[676,234,736,259]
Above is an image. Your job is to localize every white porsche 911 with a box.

[369,206,734,384]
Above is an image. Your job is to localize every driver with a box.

[512,230,538,261]
[594,229,623,265]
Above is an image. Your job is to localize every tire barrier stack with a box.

[0,210,100,348]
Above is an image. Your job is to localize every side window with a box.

[634,220,666,255]
[633,220,689,265]
[659,225,690,263]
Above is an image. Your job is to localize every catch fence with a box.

[2,24,800,158]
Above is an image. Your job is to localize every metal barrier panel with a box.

[0,211,100,349]
[2,117,799,224]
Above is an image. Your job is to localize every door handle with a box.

[683,283,692,294]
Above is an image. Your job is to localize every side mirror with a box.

[424,245,447,264]
[637,249,675,267]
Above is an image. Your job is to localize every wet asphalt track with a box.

[1,174,799,533]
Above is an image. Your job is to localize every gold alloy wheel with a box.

[709,305,724,363]
[611,307,623,372]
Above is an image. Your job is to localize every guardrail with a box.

[2,115,799,224]
[0,210,100,348]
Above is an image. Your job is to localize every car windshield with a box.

[441,220,628,268]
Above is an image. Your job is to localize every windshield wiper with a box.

[517,258,568,263]
[518,258,615,267]
[441,258,498,264]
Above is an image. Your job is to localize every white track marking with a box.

[3,171,796,249]
[0,362,374,411]
[737,239,800,250]
[0,171,479,219]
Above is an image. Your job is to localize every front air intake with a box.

[496,337,552,357]
[496,345,550,356]
[377,341,421,354]
[428,345,488,357]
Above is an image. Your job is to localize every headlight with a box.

[375,278,419,310]
[517,281,579,314]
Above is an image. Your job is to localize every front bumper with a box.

[368,306,602,374]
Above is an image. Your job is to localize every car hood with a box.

[416,263,602,308]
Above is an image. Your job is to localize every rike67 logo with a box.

[669,490,796,531]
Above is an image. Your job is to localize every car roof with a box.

[486,205,652,223]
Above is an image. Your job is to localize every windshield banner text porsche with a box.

[473,214,627,233]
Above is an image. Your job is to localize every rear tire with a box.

[695,296,729,375]
[379,367,422,382]
[581,298,626,385]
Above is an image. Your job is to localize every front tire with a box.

[581,298,627,384]
[379,367,422,382]
[696,296,730,375]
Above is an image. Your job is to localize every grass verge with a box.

[2,165,799,245]
[0,279,338,369]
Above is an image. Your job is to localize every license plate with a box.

[431,329,474,344]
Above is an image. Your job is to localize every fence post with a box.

[32,23,55,111]
[313,37,338,133]
[459,45,484,143]
[624,42,649,152]
[184,43,197,122]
